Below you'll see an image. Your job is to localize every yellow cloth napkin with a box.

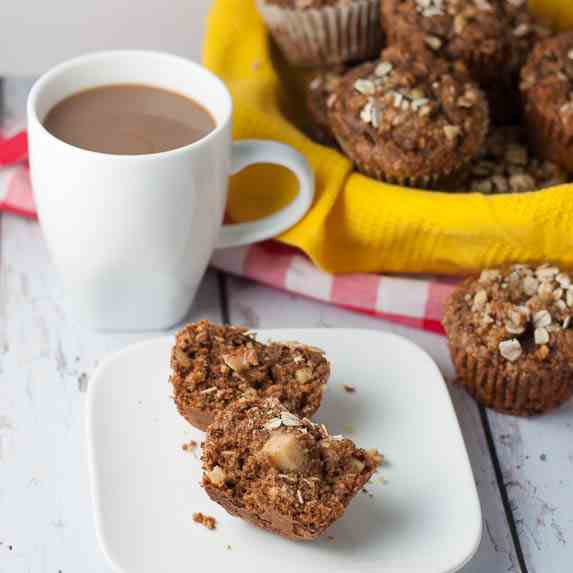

[204,0,573,275]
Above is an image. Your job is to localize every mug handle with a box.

[216,140,315,249]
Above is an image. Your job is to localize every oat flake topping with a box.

[470,264,573,362]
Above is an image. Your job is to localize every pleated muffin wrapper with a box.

[256,0,383,67]
[447,340,573,416]
[357,165,469,191]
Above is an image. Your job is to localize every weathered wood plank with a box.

[224,275,520,572]
[0,214,223,572]
[487,405,573,573]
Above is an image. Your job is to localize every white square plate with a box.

[87,329,482,573]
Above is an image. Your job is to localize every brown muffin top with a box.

[264,0,360,8]
[443,264,573,369]
[328,46,488,183]
[202,397,380,538]
[502,0,552,72]
[521,32,573,142]
[382,0,507,84]
[170,321,329,420]
[466,127,567,194]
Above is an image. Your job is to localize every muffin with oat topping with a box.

[381,0,508,89]
[328,45,489,187]
[466,127,567,194]
[256,0,383,67]
[521,32,573,174]
[170,321,330,430]
[443,264,573,416]
[306,66,347,145]
[202,397,381,540]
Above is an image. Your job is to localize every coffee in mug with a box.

[43,84,216,155]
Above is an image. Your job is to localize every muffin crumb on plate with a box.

[193,512,217,530]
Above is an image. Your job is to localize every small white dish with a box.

[87,329,482,573]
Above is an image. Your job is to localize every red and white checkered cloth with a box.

[0,124,458,334]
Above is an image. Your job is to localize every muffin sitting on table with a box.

[443,264,573,416]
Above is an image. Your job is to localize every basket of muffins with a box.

[254,0,573,193]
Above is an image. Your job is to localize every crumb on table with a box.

[343,385,356,393]
[193,512,217,530]
[182,440,198,454]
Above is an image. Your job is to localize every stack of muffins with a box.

[256,0,573,193]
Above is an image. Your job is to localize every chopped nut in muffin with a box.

[465,127,568,194]
[170,321,330,431]
[202,397,380,540]
[521,32,573,174]
[443,264,573,415]
[328,45,489,187]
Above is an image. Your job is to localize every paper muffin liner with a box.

[447,340,573,416]
[352,160,472,190]
[256,0,383,67]
[332,130,467,189]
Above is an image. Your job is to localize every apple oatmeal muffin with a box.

[170,321,330,430]
[202,397,380,540]
[443,264,573,415]
[328,45,489,187]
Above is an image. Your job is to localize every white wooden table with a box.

[1,77,571,573]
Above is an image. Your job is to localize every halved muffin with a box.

[170,321,330,430]
[202,397,380,540]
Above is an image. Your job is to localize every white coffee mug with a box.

[27,50,314,331]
